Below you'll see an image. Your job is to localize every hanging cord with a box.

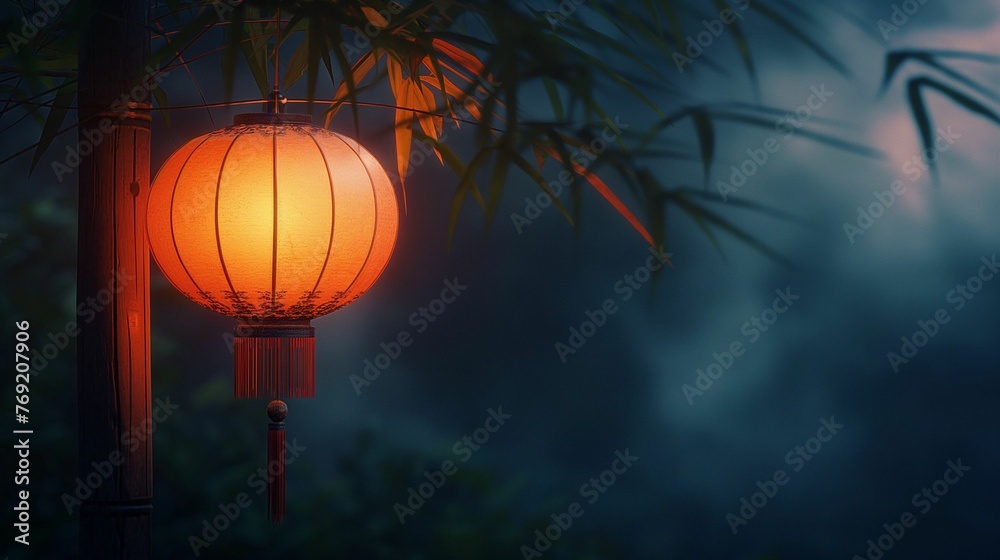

[272,4,282,113]
[273,4,280,90]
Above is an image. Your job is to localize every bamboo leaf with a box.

[221,4,244,100]
[710,0,753,80]
[881,50,916,94]
[432,38,487,78]
[361,7,389,29]
[238,6,270,98]
[691,109,714,187]
[712,111,883,158]
[540,144,660,252]
[905,76,1000,185]
[29,74,76,173]
[670,192,792,267]
[419,67,482,122]
[450,148,494,249]
[388,56,413,199]
[305,13,325,110]
[509,149,574,226]
[751,2,850,76]
[541,76,564,122]
[532,143,548,170]
[411,80,443,147]
[324,49,378,130]
[283,38,309,89]
[883,50,1000,104]
[482,146,511,235]
[909,76,1000,126]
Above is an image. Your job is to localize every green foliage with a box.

[0,0,878,260]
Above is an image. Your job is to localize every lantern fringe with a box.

[235,335,314,399]
[267,400,288,525]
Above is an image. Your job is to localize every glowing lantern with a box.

[146,110,398,522]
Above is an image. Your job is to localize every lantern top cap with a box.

[233,113,313,126]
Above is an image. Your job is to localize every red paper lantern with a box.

[146,110,398,522]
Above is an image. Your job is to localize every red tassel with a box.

[234,321,315,399]
[266,400,288,525]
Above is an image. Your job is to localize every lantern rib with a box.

[305,132,337,297]
[270,128,279,312]
[351,151,399,300]
[167,135,215,302]
[214,133,244,312]
[336,136,380,303]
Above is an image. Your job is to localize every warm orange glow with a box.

[147,115,399,320]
